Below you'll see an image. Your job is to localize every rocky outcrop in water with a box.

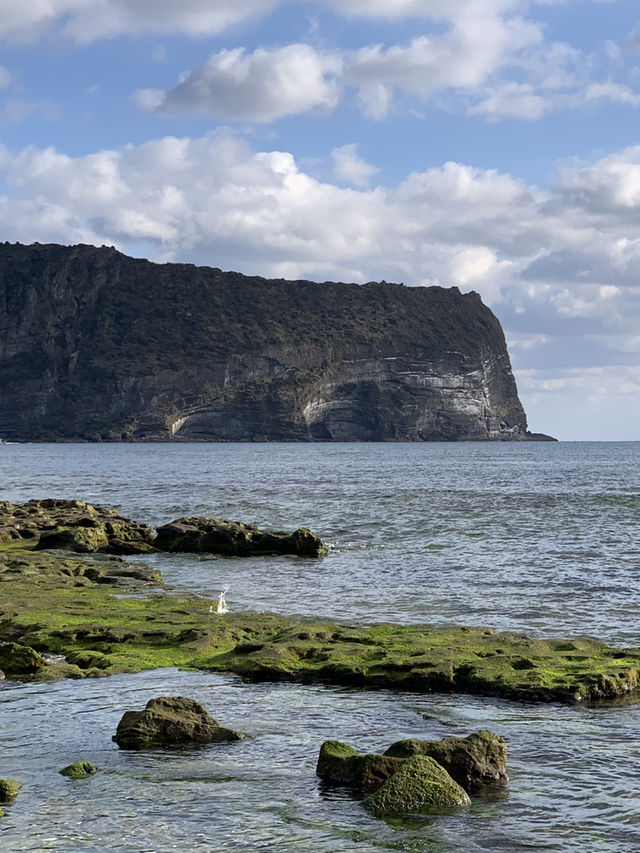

[384,731,508,791]
[365,755,471,815]
[154,517,327,557]
[0,500,327,558]
[113,696,244,749]
[0,242,551,442]
[59,761,97,779]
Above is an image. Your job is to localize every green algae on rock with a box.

[59,761,97,780]
[0,642,45,676]
[113,696,245,749]
[0,498,155,555]
[0,780,22,803]
[2,544,640,703]
[316,741,403,792]
[384,730,507,791]
[0,500,327,559]
[364,755,471,816]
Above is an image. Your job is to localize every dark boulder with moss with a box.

[59,761,97,779]
[113,696,245,749]
[384,730,507,792]
[0,499,156,555]
[154,517,327,557]
[316,740,403,792]
[0,642,45,676]
[0,780,22,803]
[364,755,471,816]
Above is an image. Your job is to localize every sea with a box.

[1,441,639,852]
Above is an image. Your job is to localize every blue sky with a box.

[1,0,640,440]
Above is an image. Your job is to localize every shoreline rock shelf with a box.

[1,545,640,702]
[1,499,639,703]
[0,499,328,558]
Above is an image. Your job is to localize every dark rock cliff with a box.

[0,242,551,442]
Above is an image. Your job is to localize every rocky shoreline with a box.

[1,499,639,703]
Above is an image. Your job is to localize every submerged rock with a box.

[0,642,45,676]
[384,730,508,792]
[113,696,245,749]
[0,780,22,802]
[364,755,471,816]
[59,761,97,779]
[154,517,327,557]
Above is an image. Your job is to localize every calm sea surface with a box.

[1,441,639,852]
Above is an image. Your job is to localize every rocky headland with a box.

[0,242,553,442]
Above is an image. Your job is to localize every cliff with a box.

[0,242,550,442]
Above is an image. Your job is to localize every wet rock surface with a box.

[113,696,245,749]
[364,755,471,815]
[0,500,327,559]
[59,761,97,779]
[0,499,155,555]
[155,517,327,557]
[0,780,22,803]
[384,730,508,791]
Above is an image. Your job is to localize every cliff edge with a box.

[0,242,553,442]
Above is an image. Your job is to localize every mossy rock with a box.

[0,642,45,676]
[0,779,22,802]
[113,696,245,749]
[59,761,97,779]
[316,740,402,792]
[35,526,109,553]
[384,730,507,792]
[364,755,470,816]
[65,650,111,670]
[154,517,327,558]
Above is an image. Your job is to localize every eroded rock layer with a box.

[0,242,550,441]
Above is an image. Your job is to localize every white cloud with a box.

[0,65,11,88]
[468,82,548,120]
[331,144,379,187]
[0,131,637,316]
[0,0,280,43]
[0,0,523,43]
[135,44,342,122]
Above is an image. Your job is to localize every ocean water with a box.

[1,441,639,852]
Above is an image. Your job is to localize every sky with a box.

[0,1,639,440]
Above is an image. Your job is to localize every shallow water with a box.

[1,442,640,851]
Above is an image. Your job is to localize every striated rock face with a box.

[0,242,551,442]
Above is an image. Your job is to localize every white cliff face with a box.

[170,350,528,442]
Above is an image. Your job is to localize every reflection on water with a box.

[1,441,640,851]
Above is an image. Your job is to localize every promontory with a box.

[0,242,552,442]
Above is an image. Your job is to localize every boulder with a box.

[59,761,97,779]
[364,755,471,816]
[0,780,22,803]
[316,740,402,792]
[113,696,244,749]
[0,642,45,676]
[384,730,508,791]
[154,517,327,557]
